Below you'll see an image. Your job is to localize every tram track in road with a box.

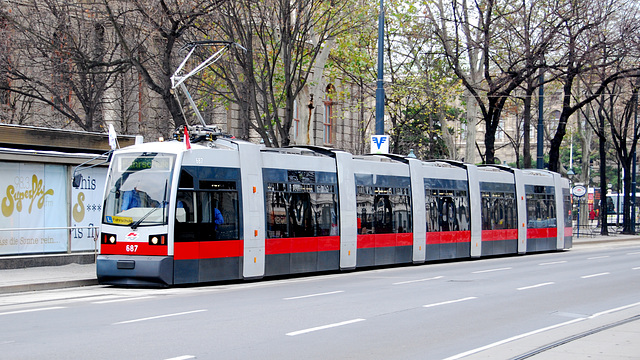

[510,313,640,360]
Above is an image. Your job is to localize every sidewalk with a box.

[0,262,98,294]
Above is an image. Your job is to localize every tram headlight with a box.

[149,234,167,246]
[101,233,116,245]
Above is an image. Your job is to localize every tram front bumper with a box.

[97,255,174,286]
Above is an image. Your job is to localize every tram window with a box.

[199,181,237,190]
[525,189,556,228]
[265,177,339,239]
[357,186,374,234]
[178,170,194,189]
[563,190,572,225]
[176,191,195,223]
[288,192,313,237]
[175,189,240,241]
[425,191,438,232]
[481,192,491,230]
[426,187,469,232]
[266,188,288,238]
[374,193,393,233]
[313,193,339,236]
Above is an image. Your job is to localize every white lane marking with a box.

[633,267,640,270]
[164,356,195,360]
[286,318,365,336]
[0,306,66,316]
[283,291,344,300]
[539,261,567,266]
[93,296,154,304]
[423,297,477,308]
[627,251,640,255]
[517,282,555,291]
[472,267,512,274]
[587,256,610,260]
[393,276,443,285]
[581,272,610,279]
[443,318,585,360]
[113,309,207,325]
[589,301,640,318]
[445,301,640,360]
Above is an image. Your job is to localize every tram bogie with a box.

[97,135,572,286]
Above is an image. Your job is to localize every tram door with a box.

[172,167,242,283]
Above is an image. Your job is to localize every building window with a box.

[496,120,505,141]
[324,84,336,145]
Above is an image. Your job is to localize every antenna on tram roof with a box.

[170,41,247,128]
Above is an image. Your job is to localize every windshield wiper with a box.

[130,205,161,230]
[130,181,169,230]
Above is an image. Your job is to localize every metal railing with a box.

[0,226,100,258]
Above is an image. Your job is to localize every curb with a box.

[0,279,99,295]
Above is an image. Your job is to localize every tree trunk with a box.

[599,110,609,235]
[523,85,534,168]
[465,90,477,163]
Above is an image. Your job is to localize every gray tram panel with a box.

[167,149,185,257]
[408,158,426,263]
[477,166,517,256]
[466,165,482,258]
[235,141,266,279]
[553,172,566,250]
[335,151,357,269]
[514,169,528,254]
[519,169,557,253]
[560,177,572,249]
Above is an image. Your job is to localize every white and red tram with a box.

[97,129,572,286]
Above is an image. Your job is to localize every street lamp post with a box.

[375,0,385,136]
[632,88,638,235]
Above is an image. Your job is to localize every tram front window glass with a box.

[103,153,175,227]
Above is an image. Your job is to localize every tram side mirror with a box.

[73,173,83,188]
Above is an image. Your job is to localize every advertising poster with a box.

[0,162,67,255]
[71,167,107,251]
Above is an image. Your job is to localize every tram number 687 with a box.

[126,244,139,252]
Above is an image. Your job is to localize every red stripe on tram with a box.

[482,229,518,241]
[174,240,244,260]
[266,236,340,255]
[357,233,414,249]
[527,227,558,239]
[426,231,471,245]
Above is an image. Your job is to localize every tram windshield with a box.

[103,152,176,227]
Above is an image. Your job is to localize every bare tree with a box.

[0,0,127,131]
[546,0,640,173]
[204,0,357,147]
[595,79,640,234]
[103,0,222,135]
[427,0,557,165]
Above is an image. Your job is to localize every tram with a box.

[96,126,572,286]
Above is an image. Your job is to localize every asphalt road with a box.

[1,241,639,359]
